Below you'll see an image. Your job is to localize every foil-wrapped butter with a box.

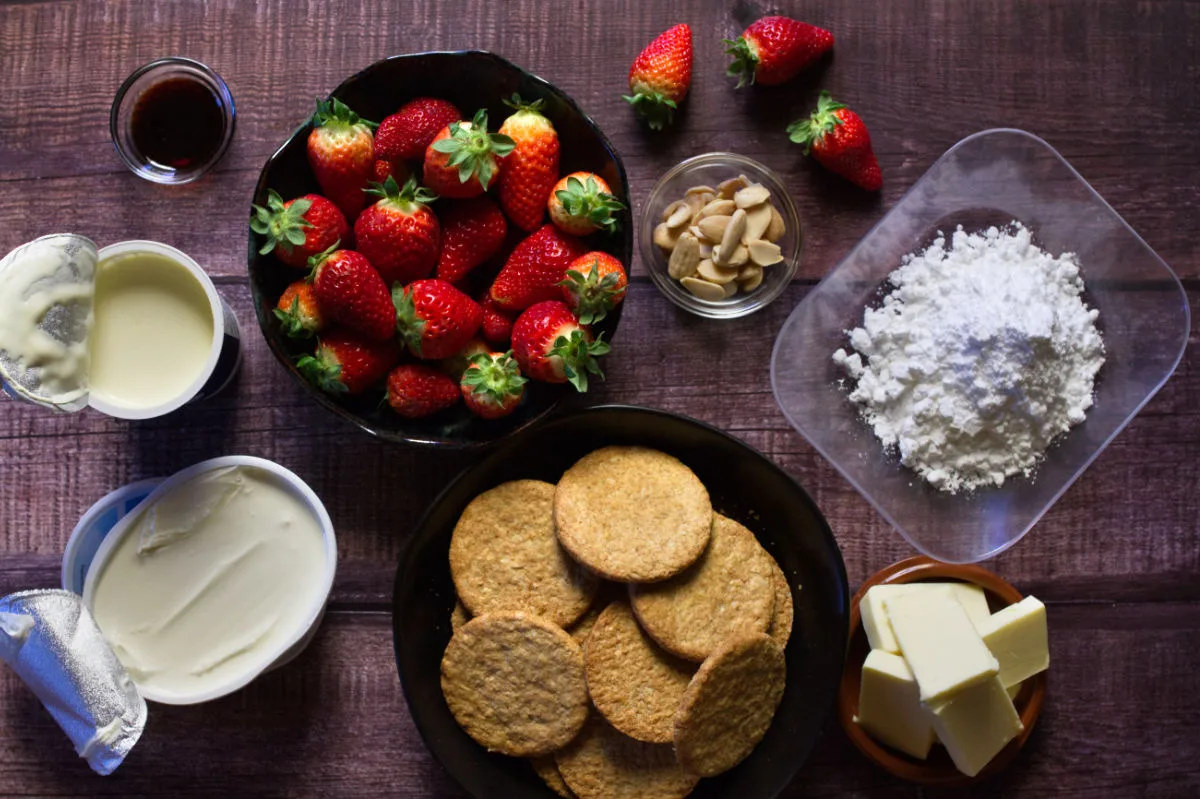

[0,589,145,775]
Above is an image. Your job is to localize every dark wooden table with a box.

[2,1,1197,796]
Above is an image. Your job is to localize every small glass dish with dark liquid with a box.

[111,57,236,184]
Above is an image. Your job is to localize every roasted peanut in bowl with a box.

[639,153,801,319]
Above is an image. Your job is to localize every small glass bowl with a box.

[639,152,801,319]
[110,57,236,185]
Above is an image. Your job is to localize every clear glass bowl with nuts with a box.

[640,152,801,319]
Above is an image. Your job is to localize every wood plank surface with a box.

[1,0,1198,796]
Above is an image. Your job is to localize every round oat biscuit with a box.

[629,514,775,661]
[569,601,603,646]
[766,555,794,648]
[553,447,712,583]
[450,480,598,627]
[440,612,588,757]
[673,632,786,777]
[450,599,470,633]
[555,714,699,799]
[583,601,696,744]
[531,756,577,798]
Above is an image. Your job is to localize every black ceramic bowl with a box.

[249,51,632,447]
[393,405,850,798]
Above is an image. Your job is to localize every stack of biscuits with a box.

[440,446,794,799]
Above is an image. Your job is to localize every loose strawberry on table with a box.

[625,23,692,131]
[725,16,834,88]
[375,97,462,162]
[354,176,441,286]
[297,329,400,396]
[435,196,507,285]
[497,95,560,232]
[308,245,396,342]
[250,190,349,269]
[461,350,526,419]
[307,98,377,220]
[274,280,325,339]
[488,223,588,313]
[559,252,627,325]
[424,109,515,199]
[548,172,625,236]
[787,91,882,191]
[386,363,461,418]
[511,300,609,392]
[393,279,484,360]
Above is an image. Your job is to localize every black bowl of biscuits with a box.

[392,405,849,798]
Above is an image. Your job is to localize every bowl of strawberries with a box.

[248,51,632,447]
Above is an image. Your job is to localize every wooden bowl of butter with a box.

[837,556,1047,785]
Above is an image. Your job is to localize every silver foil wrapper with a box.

[0,589,146,775]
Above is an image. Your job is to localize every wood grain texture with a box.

[0,0,1198,796]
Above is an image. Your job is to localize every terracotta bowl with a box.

[837,556,1047,786]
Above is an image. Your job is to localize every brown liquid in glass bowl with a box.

[130,77,226,170]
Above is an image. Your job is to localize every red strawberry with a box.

[297,329,399,395]
[787,91,882,191]
[559,252,627,324]
[725,16,834,88]
[392,279,484,360]
[439,337,490,379]
[274,280,325,338]
[624,24,692,131]
[496,95,560,232]
[354,176,441,286]
[461,350,526,419]
[308,246,396,341]
[548,172,625,236]
[386,364,461,418]
[423,109,515,199]
[375,97,462,162]
[250,190,349,269]
[307,98,377,220]
[435,196,508,284]
[480,297,514,347]
[370,157,411,186]
[489,224,588,312]
[511,300,609,392]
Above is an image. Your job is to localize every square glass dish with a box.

[771,129,1190,563]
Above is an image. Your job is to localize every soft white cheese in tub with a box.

[85,461,333,704]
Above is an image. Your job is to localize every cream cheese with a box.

[88,465,327,702]
[88,250,214,410]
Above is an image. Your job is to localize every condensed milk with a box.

[89,249,214,411]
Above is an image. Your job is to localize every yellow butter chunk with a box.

[855,649,936,759]
[885,592,998,703]
[929,675,1023,777]
[977,596,1049,688]
[860,583,991,653]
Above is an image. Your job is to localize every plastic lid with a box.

[0,234,97,411]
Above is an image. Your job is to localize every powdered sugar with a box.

[832,224,1105,493]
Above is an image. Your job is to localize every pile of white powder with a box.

[832,224,1105,493]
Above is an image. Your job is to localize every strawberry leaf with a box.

[786,91,847,155]
[250,190,314,256]
[722,36,761,89]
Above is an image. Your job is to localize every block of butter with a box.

[929,675,1023,777]
[977,596,1049,688]
[860,583,991,653]
[855,649,936,759]
[885,592,998,703]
